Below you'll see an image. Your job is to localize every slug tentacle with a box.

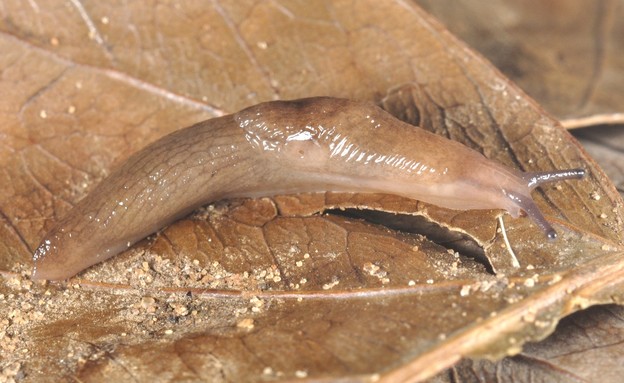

[523,168,585,189]
[32,97,586,280]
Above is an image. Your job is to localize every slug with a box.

[32,97,585,280]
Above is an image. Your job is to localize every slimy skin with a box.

[32,97,585,280]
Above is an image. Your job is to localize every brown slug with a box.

[32,97,585,280]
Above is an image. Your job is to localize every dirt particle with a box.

[450,261,459,272]
[322,278,340,290]
[549,274,562,284]
[535,320,551,328]
[522,309,537,323]
[249,296,265,313]
[590,191,601,200]
[139,297,158,313]
[295,370,308,378]
[363,262,380,275]
[237,318,255,330]
[460,285,471,297]
[363,262,389,284]
[169,303,189,316]
[566,287,575,294]
[478,280,495,292]
[571,296,592,310]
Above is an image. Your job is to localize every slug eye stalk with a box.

[523,168,586,190]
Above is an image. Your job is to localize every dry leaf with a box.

[1,1,623,382]
[408,1,624,381]
[574,126,624,198]
[416,0,624,128]
[428,304,624,382]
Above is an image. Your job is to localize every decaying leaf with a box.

[417,0,624,128]
[0,1,623,382]
[429,304,624,382]
[574,125,624,199]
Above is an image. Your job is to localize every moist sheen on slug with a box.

[32,97,585,280]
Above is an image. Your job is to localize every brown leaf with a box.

[428,304,624,382]
[574,125,624,199]
[416,0,624,128]
[0,1,623,383]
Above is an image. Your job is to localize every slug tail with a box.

[506,192,557,240]
[523,168,585,189]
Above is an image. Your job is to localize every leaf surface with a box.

[0,1,622,382]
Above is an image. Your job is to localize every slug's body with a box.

[32,97,584,280]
